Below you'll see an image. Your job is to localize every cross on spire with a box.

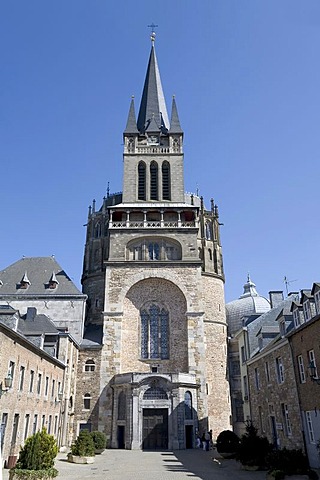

[148,23,158,44]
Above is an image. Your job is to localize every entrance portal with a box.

[185,425,193,449]
[142,408,168,450]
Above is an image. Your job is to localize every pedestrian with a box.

[204,431,210,451]
[201,432,206,450]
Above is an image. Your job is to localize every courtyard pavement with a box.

[2,448,270,480]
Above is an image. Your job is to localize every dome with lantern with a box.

[226,275,271,335]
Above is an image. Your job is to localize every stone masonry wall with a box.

[0,328,64,464]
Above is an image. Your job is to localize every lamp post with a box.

[308,361,320,385]
[0,373,13,398]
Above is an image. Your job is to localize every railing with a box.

[126,146,182,154]
[110,220,197,229]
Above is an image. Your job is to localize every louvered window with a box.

[150,161,158,200]
[138,162,146,200]
[162,161,171,200]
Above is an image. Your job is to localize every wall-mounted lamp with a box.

[0,373,13,398]
[308,361,320,385]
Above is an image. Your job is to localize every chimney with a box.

[269,291,284,309]
[26,307,37,321]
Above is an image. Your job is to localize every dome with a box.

[226,276,270,335]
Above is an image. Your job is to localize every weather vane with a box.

[148,23,158,44]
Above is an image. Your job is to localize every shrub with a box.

[90,431,107,450]
[236,421,272,468]
[70,430,95,457]
[216,430,240,455]
[16,428,58,472]
[266,448,309,476]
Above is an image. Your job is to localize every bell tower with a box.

[122,34,184,203]
[80,31,230,448]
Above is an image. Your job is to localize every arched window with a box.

[150,161,158,200]
[94,222,101,238]
[141,305,169,359]
[148,242,160,260]
[208,249,212,261]
[144,387,168,400]
[118,391,126,420]
[205,222,212,240]
[83,393,91,410]
[184,391,193,419]
[138,162,146,200]
[162,161,171,200]
[84,360,95,372]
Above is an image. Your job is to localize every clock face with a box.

[148,135,159,145]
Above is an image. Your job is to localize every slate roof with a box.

[81,324,103,347]
[137,45,170,133]
[0,257,83,296]
[124,97,139,134]
[169,97,183,134]
[18,311,59,336]
[226,276,270,334]
[246,293,299,358]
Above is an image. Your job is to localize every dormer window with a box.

[279,320,286,337]
[48,272,59,290]
[314,291,320,315]
[303,301,311,322]
[19,272,31,289]
[293,308,301,328]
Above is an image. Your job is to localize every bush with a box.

[266,448,309,476]
[15,428,58,473]
[236,421,272,468]
[216,430,240,455]
[90,431,107,450]
[71,430,95,457]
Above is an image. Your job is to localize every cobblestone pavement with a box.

[2,449,270,480]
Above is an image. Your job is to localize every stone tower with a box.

[79,33,230,449]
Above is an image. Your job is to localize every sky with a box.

[1,0,320,303]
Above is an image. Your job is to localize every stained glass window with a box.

[140,304,169,359]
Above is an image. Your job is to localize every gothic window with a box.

[118,392,126,420]
[162,161,171,200]
[184,391,193,419]
[141,305,169,359]
[144,387,168,400]
[84,360,95,372]
[83,393,91,410]
[148,243,160,260]
[138,161,146,200]
[150,161,158,200]
[94,222,101,238]
[208,249,212,261]
[205,222,212,240]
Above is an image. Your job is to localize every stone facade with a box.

[288,296,320,469]
[0,323,65,467]
[77,40,231,449]
[247,337,304,451]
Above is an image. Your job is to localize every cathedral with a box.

[77,33,231,450]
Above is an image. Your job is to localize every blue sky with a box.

[1,1,320,303]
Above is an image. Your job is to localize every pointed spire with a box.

[137,44,170,133]
[169,96,183,133]
[124,96,138,134]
